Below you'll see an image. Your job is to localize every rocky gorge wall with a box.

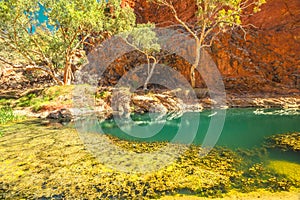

[119,0,300,95]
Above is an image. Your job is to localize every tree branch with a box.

[153,0,199,41]
[0,55,22,68]
[20,65,63,85]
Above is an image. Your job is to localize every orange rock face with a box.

[120,0,300,95]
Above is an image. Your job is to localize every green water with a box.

[1,109,299,198]
[95,108,300,150]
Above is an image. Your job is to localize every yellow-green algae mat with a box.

[0,119,299,199]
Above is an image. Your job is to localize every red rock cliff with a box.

[120,0,300,94]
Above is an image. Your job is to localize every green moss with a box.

[0,120,297,199]
[266,132,300,152]
[268,160,300,184]
[234,162,292,192]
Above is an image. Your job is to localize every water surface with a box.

[97,108,300,150]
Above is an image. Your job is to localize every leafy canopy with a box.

[0,0,136,84]
[121,23,161,55]
[148,0,266,44]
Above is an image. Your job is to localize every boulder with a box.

[47,108,73,123]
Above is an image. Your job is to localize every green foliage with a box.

[17,93,37,107]
[121,23,161,90]
[0,106,23,125]
[0,0,136,85]
[15,86,74,111]
[0,107,14,124]
[16,92,50,112]
[0,0,40,63]
[0,98,13,107]
[121,23,161,54]
[149,0,266,41]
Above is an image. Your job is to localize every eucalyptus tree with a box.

[121,23,161,90]
[0,0,136,85]
[148,0,266,87]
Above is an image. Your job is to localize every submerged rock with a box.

[266,132,300,152]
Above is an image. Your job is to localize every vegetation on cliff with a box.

[147,0,266,87]
[0,0,267,88]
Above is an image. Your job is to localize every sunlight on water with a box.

[98,108,300,149]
